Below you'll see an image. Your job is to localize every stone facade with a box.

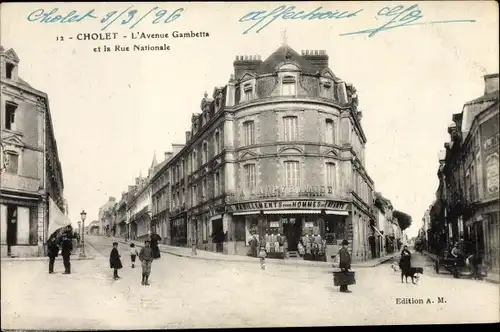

[428,73,499,272]
[150,44,377,263]
[0,46,65,257]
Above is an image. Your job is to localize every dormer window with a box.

[322,81,333,99]
[6,62,15,79]
[243,83,253,101]
[282,76,296,96]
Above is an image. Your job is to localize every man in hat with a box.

[339,239,352,293]
[60,226,74,274]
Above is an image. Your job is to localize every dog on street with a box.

[391,262,399,273]
[401,266,424,284]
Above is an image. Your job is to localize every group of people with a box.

[46,226,76,274]
[449,242,483,280]
[109,234,161,286]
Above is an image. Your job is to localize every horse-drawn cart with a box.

[434,251,487,279]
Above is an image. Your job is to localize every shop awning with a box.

[325,210,349,216]
[264,210,321,215]
[233,211,260,216]
[209,214,223,222]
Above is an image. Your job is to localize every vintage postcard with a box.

[0,1,499,329]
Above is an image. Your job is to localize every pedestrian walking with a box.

[130,243,138,268]
[150,232,161,259]
[139,240,154,286]
[47,237,59,274]
[259,246,267,270]
[60,229,73,274]
[109,242,123,280]
[399,245,412,271]
[338,239,352,293]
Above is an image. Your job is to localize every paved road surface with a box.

[2,236,498,329]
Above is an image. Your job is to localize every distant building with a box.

[126,156,155,240]
[98,197,116,236]
[0,46,66,257]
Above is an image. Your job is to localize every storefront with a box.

[228,199,350,260]
[170,212,187,247]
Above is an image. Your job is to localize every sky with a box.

[2,2,498,237]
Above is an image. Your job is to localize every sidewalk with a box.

[108,236,398,269]
[423,251,500,285]
[1,245,95,262]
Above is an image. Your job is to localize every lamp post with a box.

[79,210,87,258]
[77,220,81,246]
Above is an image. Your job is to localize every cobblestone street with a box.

[2,236,498,329]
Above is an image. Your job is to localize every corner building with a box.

[154,44,376,262]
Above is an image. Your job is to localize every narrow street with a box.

[2,236,498,329]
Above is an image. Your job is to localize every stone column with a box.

[223,213,236,255]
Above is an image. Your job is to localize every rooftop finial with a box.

[281,29,288,46]
[204,91,208,98]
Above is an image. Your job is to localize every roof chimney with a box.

[233,54,263,80]
[135,177,140,185]
[164,151,173,161]
[186,131,191,143]
[172,144,185,155]
[484,73,499,95]
[301,49,329,71]
[109,196,116,202]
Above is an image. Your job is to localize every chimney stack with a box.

[172,144,185,155]
[301,49,329,71]
[164,151,173,161]
[186,131,192,143]
[233,54,263,80]
[484,73,499,95]
[135,177,140,185]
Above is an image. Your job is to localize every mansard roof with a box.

[256,45,319,75]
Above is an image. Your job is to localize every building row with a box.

[425,73,499,273]
[101,43,407,263]
[0,46,67,257]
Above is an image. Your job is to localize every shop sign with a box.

[485,153,499,195]
[229,200,349,212]
[229,185,334,199]
[269,221,280,228]
[304,222,314,228]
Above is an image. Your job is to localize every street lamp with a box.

[79,210,87,258]
[77,220,81,246]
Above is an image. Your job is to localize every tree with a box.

[393,210,412,231]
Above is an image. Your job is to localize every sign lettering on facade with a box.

[229,185,335,200]
[229,200,349,212]
[485,153,499,195]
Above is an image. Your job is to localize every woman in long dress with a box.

[399,245,412,271]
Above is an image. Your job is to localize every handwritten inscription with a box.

[27,7,184,31]
[239,5,362,34]
[238,4,475,37]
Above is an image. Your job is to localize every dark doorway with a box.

[369,235,376,259]
[211,218,224,252]
[282,217,302,251]
[7,205,17,255]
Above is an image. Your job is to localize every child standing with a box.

[109,242,123,280]
[259,246,267,270]
[130,243,138,268]
[139,240,154,286]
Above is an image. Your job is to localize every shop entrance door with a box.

[283,217,301,251]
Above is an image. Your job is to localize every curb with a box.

[422,251,500,285]
[113,238,397,269]
[1,256,95,262]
